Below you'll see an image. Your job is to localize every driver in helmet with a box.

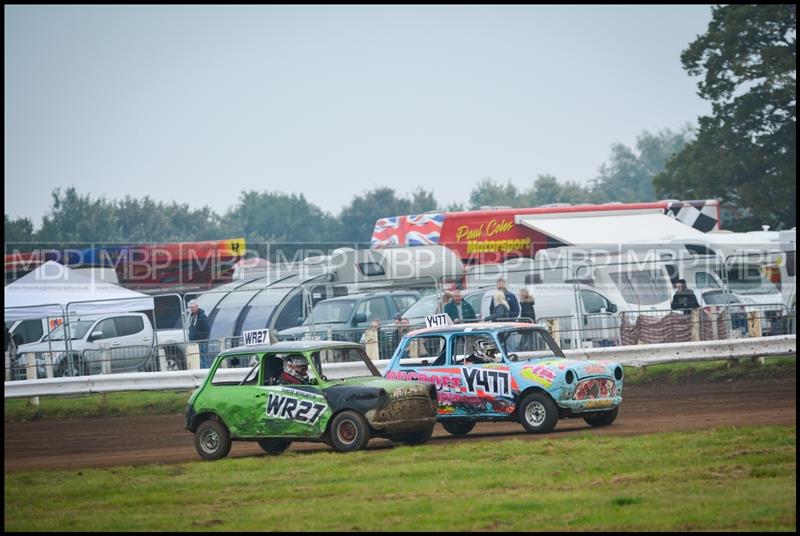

[466,339,501,364]
[279,355,311,384]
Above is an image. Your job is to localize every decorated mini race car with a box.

[186,341,438,460]
[383,322,623,436]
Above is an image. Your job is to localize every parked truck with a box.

[9,311,188,380]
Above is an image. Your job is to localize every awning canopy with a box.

[4,261,154,322]
[515,210,708,246]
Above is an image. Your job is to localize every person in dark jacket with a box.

[188,299,212,368]
[518,288,536,322]
[444,290,476,324]
[670,279,700,314]
[489,278,520,320]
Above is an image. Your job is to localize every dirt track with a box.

[4,377,796,473]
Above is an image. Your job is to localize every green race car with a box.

[185,340,438,460]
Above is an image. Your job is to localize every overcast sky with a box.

[5,5,713,226]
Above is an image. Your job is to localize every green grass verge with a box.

[5,357,795,423]
[4,425,796,531]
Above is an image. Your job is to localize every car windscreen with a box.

[726,265,780,295]
[44,320,95,341]
[702,291,741,305]
[498,328,565,360]
[305,300,356,325]
[312,346,380,379]
[610,270,671,305]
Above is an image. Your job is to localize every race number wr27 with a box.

[266,394,326,424]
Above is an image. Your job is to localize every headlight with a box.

[565,370,575,384]
[614,366,624,381]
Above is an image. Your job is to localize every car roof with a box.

[220,340,362,355]
[407,321,547,336]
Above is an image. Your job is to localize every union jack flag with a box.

[371,213,446,247]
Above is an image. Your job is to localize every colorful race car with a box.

[383,322,623,435]
[186,341,438,460]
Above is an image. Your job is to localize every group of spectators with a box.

[443,278,536,324]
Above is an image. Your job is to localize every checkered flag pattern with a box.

[664,200,720,232]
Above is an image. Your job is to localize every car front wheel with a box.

[518,392,558,434]
[583,407,618,427]
[390,426,434,446]
[330,410,370,452]
[195,420,232,461]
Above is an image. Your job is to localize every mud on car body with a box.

[383,322,623,436]
[186,340,437,460]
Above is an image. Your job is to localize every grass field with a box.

[4,425,796,531]
[5,357,795,423]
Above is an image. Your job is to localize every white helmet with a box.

[473,339,499,361]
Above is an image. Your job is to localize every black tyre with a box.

[441,420,475,436]
[583,407,619,427]
[58,353,85,377]
[329,410,370,452]
[164,346,186,371]
[194,419,232,461]
[518,392,558,434]
[257,438,291,455]
[391,426,434,446]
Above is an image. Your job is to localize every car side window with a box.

[92,319,117,340]
[398,336,447,367]
[356,298,390,322]
[581,290,608,314]
[450,333,495,365]
[211,354,260,385]
[114,316,145,336]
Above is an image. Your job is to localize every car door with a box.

[579,290,618,347]
[385,334,458,415]
[253,354,328,438]
[448,332,514,416]
[109,315,154,372]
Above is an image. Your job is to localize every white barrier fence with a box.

[4,335,796,399]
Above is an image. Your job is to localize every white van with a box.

[474,283,621,349]
[531,247,675,314]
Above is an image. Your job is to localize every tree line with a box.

[5,5,795,251]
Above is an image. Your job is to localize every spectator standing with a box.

[361,319,382,360]
[188,299,212,368]
[444,289,476,324]
[518,288,536,322]
[489,278,520,319]
[490,290,511,321]
[670,279,700,314]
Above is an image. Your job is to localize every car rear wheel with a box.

[195,420,231,461]
[391,426,434,446]
[330,410,370,452]
[583,407,618,427]
[58,353,85,377]
[518,392,558,434]
[257,438,291,455]
[441,420,475,436]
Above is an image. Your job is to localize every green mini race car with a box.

[185,340,438,460]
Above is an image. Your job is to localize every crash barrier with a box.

[5,304,795,381]
[4,334,795,398]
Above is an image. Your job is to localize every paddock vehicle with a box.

[185,341,438,460]
[383,323,623,435]
[10,312,186,379]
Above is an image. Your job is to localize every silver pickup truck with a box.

[10,312,187,379]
